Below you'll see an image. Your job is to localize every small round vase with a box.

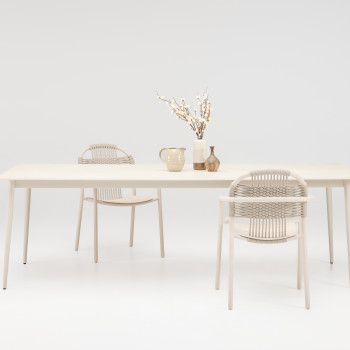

[193,139,207,170]
[205,146,220,172]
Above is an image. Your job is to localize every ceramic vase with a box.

[205,146,220,172]
[193,139,207,170]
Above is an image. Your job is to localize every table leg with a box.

[344,181,350,284]
[75,188,84,251]
[23,188,31,264]
[93,188,98,263]
[157,188,165,258]
[215,201,224,290]
[129,206,135,247]
[326,187,334,264]
[301,217,310,309]
[3,181,15,289]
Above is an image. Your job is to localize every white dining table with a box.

[1,163,350,289]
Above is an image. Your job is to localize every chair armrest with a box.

[219,196,314,203]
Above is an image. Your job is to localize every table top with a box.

[1,163,350,188]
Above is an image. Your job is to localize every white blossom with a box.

[157,91,213,139]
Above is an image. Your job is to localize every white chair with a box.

[75,144,164,262]
[215,170,313,310]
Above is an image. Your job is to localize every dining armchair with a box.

[75,144,164,262]
[215,170,313,310]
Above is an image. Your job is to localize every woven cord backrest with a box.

[78,144,134,201]
[229,170,307,239]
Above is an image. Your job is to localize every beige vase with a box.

[205,146,220,172]
[159,147,186,172]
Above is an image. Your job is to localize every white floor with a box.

[0,188,350,350]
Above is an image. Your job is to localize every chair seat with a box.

[85,196,156,206]
[227,219,299,243]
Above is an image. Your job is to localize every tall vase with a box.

[193,139,207,170]
[205,146,220,172]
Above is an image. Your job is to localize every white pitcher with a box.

[159,148,186,172]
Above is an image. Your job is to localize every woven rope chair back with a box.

[78,144,134,201]
[229,170,307,240]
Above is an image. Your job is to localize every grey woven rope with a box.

[79,144,134,201]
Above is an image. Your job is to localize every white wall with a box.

[1,3,350,348]
[0,0,349,229]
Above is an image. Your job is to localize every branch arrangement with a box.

[157,91,213,140]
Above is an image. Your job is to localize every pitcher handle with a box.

[159,148,167,162]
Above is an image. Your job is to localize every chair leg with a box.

[215,201,224,290]
[75,188,84,251]
[23,188,31,264]
[297,237,302,289]
[157,188,165,258]
[326,187,334,264]
[228,218,234,310]
[301,218,310,309]
[93,189,98,263]
[129,206,135,247]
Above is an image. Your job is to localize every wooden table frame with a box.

[2,163,350,289]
